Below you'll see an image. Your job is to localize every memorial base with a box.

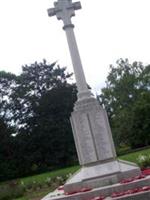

[41,98,146,200]
[41,175,150,200]
[65,97,140,193]
[64,160,141,193]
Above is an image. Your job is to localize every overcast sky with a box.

[0,0,150,92]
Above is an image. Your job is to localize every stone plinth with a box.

[63,98,140,193]
[64,160,140,193]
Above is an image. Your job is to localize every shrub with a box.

[0,180,24,200]
[137,154,150,169]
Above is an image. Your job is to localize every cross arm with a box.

[68,2,81,10]
[48,1,81,18]
[48,8,58,17]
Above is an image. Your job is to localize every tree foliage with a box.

[0,71,17,122]
[0,118,16,180]
[99,59,150,148]
[0,60,77,181]
[10,60,73,128]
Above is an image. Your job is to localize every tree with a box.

[23,85,77,172]
[10,60,72,129]
[9,60,77,177]
[0,118,17,181]
[0,60,78,180]
[99,59,150,148]
[129,92,150,148]
[0,71,17,123]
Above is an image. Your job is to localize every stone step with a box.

[111,190,150,200]
[41,175,150,200]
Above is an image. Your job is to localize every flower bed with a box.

[111,186,150,198]
[120,174,145,184]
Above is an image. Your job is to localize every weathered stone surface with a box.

[64,160,140,193]
[67,97,140,193]
[71,98,116,165]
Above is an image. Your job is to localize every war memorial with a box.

[42,0,150,199]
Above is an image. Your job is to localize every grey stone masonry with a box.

[71,98,116,165]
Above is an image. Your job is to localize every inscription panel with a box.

[71,112,97,165]
[89,108,114,160]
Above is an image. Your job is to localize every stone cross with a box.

[48,0,92,100]
[45,1,141,196]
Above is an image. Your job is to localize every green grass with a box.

[14,189,50,200]
[20,165,80,188]
[119,147,150,163]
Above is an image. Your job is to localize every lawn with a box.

[1,147,150,200]
[20,165,80,188]
[11,166,80,200]
[14,189,50,200]
[119,147,150,163]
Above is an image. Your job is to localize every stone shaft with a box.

[64,25,91,99]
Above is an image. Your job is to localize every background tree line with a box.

[0,58,150,181]
[98,58,150,149]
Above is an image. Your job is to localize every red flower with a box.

[111,186,150,198]
[120,174,145,184]
[142,169,150,176]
